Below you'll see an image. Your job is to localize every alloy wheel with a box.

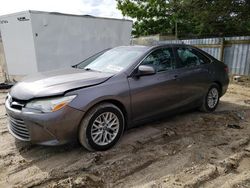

[207,87,219,109]
[90,112,120,146]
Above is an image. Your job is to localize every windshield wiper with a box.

[84,68,102,72]
[84,68,92,71]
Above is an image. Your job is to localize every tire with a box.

[200,83,220,112]
[78,103,125,151]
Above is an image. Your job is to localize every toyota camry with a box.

[5,44,229,151]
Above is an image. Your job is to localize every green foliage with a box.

[116,0,250,38]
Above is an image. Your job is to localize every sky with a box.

[0,0,124,18]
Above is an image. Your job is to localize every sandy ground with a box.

[0,79,250,188]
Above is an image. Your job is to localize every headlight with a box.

[25,95,76,112]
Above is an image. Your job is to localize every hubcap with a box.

[91,112,119,146]
[207,87,219,109]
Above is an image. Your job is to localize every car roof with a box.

[128,43,194,49]
[150,43,193,48]
[113,44,199,54]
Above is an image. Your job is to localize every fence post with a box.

[219,38,225,62]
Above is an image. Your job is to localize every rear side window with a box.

[141,48,175,72]
[191,48,211,64]
[176,47,209,68]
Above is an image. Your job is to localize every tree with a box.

[116,0,250,38]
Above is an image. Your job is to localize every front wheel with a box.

[200,83,220,112]
[79,103,125,151]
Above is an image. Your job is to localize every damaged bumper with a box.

[5,98,84,145]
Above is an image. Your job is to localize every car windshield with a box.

[75,47,145,73]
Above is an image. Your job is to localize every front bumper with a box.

[5,99,85,145]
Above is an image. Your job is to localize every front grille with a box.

[8,116,30,141]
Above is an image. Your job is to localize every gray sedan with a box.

[5,44,229,151]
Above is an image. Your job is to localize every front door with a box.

[128,47,182,122]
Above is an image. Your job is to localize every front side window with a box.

[176,47,208,68]
[141,48,175,72]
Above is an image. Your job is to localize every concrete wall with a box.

[31,11,132,72]
[0,11,132,79]
[132,34,175,45]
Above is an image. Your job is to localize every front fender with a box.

[66,75,132,125]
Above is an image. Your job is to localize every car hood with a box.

[10,68,114,100]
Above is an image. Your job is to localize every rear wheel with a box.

[200,83,220,112]
[79,103,125,151]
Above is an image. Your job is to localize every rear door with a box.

[128,47,183,122]
[173,46,212,105]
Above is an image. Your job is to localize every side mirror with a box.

[136,65,156,77]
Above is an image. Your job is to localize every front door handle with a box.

[174,75,179,80]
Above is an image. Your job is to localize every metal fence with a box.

[157,36,250,76]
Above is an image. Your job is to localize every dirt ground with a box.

[0,78,250,188]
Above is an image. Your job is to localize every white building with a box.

[0,10,132,81]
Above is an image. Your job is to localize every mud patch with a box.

[0,83,250,187]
